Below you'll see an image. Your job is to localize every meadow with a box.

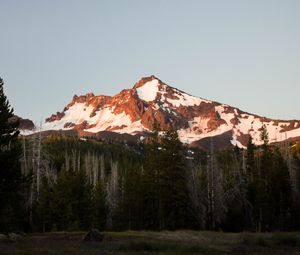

[1,231,300,255]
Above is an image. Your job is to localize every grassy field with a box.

[0,231,300,255]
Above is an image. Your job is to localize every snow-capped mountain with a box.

[41,75,300,148]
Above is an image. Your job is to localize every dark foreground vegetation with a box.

[1,77,300,236]
[1,231,300,255]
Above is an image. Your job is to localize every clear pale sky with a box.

[1,0,299,122]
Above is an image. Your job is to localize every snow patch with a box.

[166,91,210,107]
[178,124,232,144]
[136,79,159,102]
[188,117,210,133]
[42,103,95,131]
[19,129,35,136]
[215,105,235,125]
[85,108,146,134]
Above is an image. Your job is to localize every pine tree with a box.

[245,135,257,230]
[119,166,142,230]
[257,124,272,231]
[159,129,190,229]
[51,170,74,230]
[270,147,292,230]
[187,149,208,230]
[289,143,300,229]
[0,78,24,232]
[206,143,226,230]
[92,181,107,230]
[141,128,161,230]
[34,177,54,232]
[246,135,256,182]
[52,169,93,231]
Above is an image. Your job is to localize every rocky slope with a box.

[10,115,35,134]
[40,75,300,148]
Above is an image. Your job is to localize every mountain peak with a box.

[133,75,162,89]
[135,79,160,102]
[39,76,300,149]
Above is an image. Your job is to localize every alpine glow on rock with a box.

[30,76,300,149]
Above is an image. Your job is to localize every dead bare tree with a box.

[106,160,119,229]
[206,140,226,230]
[187,161,207,229]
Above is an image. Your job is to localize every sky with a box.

[0,0,299,122]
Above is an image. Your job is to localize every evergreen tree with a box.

[141,128,161,230]
[34,177,54,232]
[51,170,75,230]
[186,149,208,230]
[159,129,190,229]
[0,78,24,232]
[246,135,256,182]
[52,169,93,230]
[257,124,273,231]
[269,148,292,230]
[220,149,252,231]
[92,181,107,230]
[289,144,300,229]
[141,128,190,230]
[206,145,226,230]
[119,166,142,230]
[245,135,257,230]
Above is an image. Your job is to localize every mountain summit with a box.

[41,76,300,148]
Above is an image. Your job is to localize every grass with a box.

[0,231,300,255]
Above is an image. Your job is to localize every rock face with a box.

[41,75,300,148]
[12,115,35,134]
[18,118,35,131]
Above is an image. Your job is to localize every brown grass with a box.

[0,231,300,255]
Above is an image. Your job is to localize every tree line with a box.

[1,78,300,233]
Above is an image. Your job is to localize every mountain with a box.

[40,75,300,149]
[11,115,35,134]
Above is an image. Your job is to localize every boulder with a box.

[8,233,22,242]
[82,229,104,242]
[0,233,9,242]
